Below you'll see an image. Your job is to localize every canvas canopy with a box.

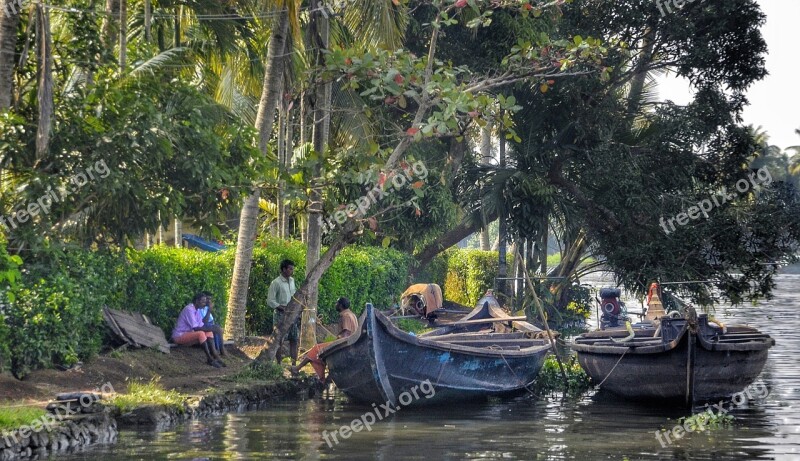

[400,283,444,316]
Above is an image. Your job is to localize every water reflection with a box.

[55,275,800,460]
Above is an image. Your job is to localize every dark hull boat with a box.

[572,309,774,404]
[320,304,551,406]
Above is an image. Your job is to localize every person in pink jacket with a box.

[172,293,226,368]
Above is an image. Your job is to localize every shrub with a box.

[532,355,592,397]
[245,239,307,336]
[5,249,126,378]
[440,249,499,306]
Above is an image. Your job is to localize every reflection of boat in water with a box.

[320,303,552,406]
[572,284,775,404]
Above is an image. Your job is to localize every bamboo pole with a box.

[516,248,569,390]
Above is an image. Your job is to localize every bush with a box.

[5,249,126,378]
[532,355,592,397]
[440,249,500,306]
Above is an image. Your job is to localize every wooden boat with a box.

[320,303,552,406]
[422,293,548,338]
[572,307,775,404]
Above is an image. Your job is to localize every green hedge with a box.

[437,249,501,307]
[4,250,127,378]
[0,241,507,378]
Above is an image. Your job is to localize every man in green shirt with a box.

[268,259,300,366]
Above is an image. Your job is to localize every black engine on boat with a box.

[599,287,628,329]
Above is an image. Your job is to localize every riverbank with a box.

[0,337,318,459]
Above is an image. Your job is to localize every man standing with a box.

[268,259,299,366]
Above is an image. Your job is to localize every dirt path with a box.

[0,337,279,404]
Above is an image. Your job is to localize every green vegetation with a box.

[0,406,47,431]
[223,362,285,384]
[678,411,735,432]
[440,249,505,307]
[394,318,434,335]
[108,378,188,414]
[0,240,584,378]
[532,355,592,397]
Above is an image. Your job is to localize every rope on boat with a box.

[489,345,537,397]
[595,347,630,389]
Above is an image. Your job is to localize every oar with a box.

[443,316,528,326]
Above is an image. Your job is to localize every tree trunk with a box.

[303,0,331,351]
[174,5,182,48]
[497,134,508,301]
[143,0,152,42]
[479,124,492,250]
[0,1,20,110]
[102,0,119,51]
[224,9,290,342]
[410,210,498,278]
[35,5,52,159]
[281,102,293,238]
[119,0,127,70]
[276,108,285,238]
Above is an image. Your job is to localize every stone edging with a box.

[0,378,316,460]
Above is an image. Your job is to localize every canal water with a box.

[56,275,800,460]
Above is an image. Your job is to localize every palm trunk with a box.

[35,5,53,159]
[303,0,332,351]
[0,1,20,110]
[224,9,290,342]
[118,0,127,70]
[497,134,508,300]
[174,6,181,48]
[102,0,119,51]
[143,0,152,42]
[276,108,285,237]
[479,124,492,250]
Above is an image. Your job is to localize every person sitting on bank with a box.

[172,292,226,368]
[290,297,358,382]
[198,291,226,357]
[268,259,300,366]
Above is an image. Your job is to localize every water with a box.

[55,275,800,460]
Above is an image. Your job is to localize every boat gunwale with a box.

[321,305,552,360]
[572,319,775,355]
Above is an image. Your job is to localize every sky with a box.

[657,0,800,151]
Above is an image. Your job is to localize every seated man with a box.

[171,293,226,368]
[198,291,225,356]
[290,297,358,382]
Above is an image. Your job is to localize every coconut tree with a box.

[0,1,20,109]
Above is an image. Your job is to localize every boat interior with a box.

[421,331,550,351]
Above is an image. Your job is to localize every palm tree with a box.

[225,4,293,341]
[0,0,20,109]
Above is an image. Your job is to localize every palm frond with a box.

[129,47,190,77]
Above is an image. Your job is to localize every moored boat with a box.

[320,303,552,406]
[572,287,775,404]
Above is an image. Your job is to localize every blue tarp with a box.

[182,234,226,252]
